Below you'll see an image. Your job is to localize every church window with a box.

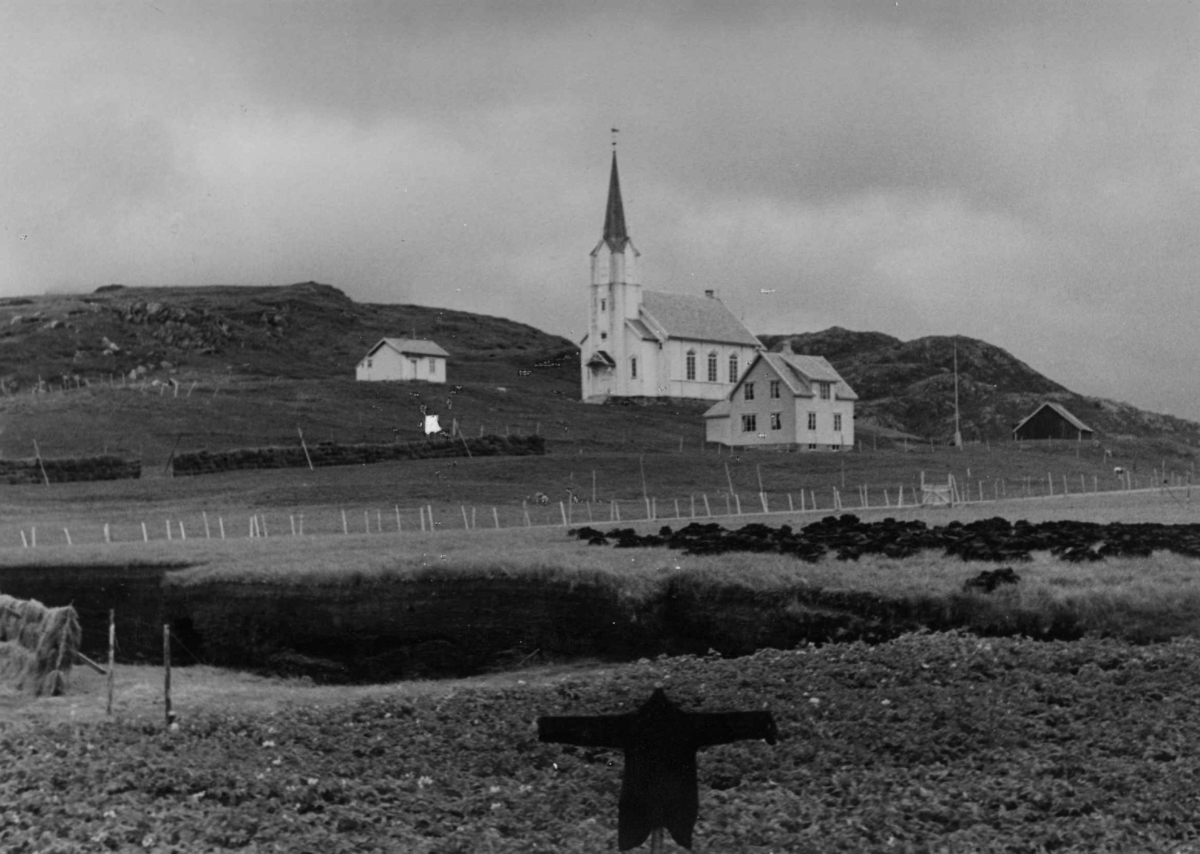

[728,353,739,383]
[769,380,780,399]
[686,350,696,381]
[366,359,372,368]
[744,382,755,401]
[741,414,757,433]
[834,413,842,432]
[807,412,817,430]
[707,352,718,382]
[630,357,638,379]
[819,382,831,400]
[601,299,607,312]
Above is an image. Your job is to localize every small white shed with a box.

[356,338,449,383]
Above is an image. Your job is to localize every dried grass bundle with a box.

[0,594,81,696]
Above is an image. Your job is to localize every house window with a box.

[366,358,372,368]
[600,331,607,340]
[630,356,638,379]
[809,443,817,450]
[741,414,757,433]
[769,380,780,399]
[728,353,738,383]
[819,382,831,400]
[409,358,418,374]
[428,358,436,372]
[601,299,606,312]
[686,350,696,381]
[707,351,718,382]
[833,413,842,432]
[770,412,782,430]
[744,382,754,401]
[807,412,817,430]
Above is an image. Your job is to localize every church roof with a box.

[369,338,449,358]
[625,319,658,340]
[603,152,629,252]
[641,290,761,347]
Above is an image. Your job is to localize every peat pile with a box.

[172,433,545,476]
[570,515,1200,563]
[0,454,140,485]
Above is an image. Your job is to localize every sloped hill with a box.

[760,329,1200,446]
[0,282,579,391]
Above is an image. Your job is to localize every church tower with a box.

[584,149,641,398]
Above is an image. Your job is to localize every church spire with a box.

[603,151,629,252]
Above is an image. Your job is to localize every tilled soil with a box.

[3,631,1200,852]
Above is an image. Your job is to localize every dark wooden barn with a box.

[1012,402,1095,442]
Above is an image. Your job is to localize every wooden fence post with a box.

[342,509,348,535]
[703,493,711,517]
[163,624,172,728]
[396,506,402,533]
[462,506,470,529]
[493,507,500,529]
[106,610,115,716]
[560,501,569,526]
[203,512,210,539]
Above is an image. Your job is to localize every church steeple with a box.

[603,152,629,252]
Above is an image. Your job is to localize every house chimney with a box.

[704,289,716,299]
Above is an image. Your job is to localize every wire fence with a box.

[5,468,1194,550]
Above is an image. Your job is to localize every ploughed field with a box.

[4,632,1200,853]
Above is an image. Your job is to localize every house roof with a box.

[640,290,761,347]
[1013,402,1094,435]
[703,399,732,419]
[731,352,858,401]
[368,338,450,359]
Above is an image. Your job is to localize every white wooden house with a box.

[703,351,857,448]
[356,338,449,383]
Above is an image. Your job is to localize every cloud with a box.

[3,2,1200,418]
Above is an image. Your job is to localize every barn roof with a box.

[368,338,450,358]
[640,290,761,347]
[1013,402,1094,435]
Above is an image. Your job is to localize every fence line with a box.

[4,471,1191,549]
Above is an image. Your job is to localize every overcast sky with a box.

[4,2,1200,418]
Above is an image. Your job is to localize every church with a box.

[580,153,763,402]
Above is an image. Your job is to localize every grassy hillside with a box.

[0,283,1195,467]
[761,329,1200,446]
[0,281,580,389]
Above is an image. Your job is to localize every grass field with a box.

[0,439,1191,545]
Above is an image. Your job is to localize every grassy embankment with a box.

[9,489,1200,647]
